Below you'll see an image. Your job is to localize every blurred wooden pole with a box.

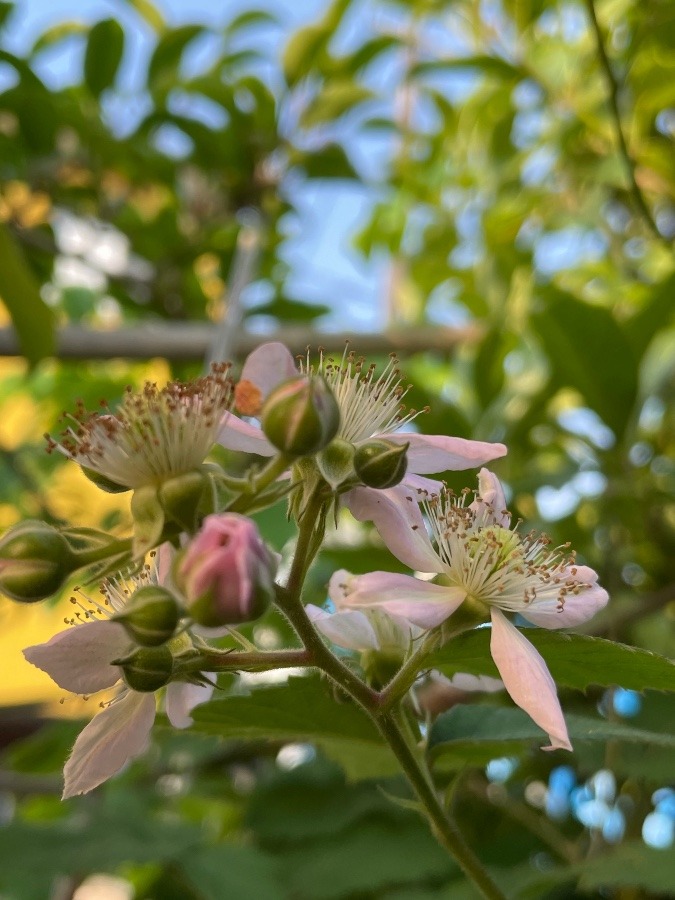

[0,324,482,361]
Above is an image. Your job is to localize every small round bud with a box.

[261,375,340,457]
[0,521,76,603]
[158,470,206,533]
[114,645,174,692]
[177,513,277,628]
[353,439,409,489]
[113,585,181,646]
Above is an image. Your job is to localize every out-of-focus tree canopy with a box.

[0,0,674,896]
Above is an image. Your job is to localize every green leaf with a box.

[429,705,675,768]
[532,288,639,438]
[178,845,285,900]
[191,675,397,780]
[116,0,164,32]
[426,629,675,693]
[282,0,351,85]
[224,10,278,38]
[148,25,205,88]
[575,841,675,893]
[412,56,523,82]
[247,296,331,322]
[291,142,358,180]
[300,81,374,128]
[84,19,125,97]
[0,224,55,365]
[0,2,14,29]
[627,270,675,361]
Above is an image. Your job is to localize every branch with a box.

[583,0,665,243]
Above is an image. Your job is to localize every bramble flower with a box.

[329,469,609,750]
[23,550,212,798]
[218,342,506,503]
[46,364,234,490]
[306,603,424,654]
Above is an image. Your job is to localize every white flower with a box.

[23,548,212,798]
[46,364,233,489]
[329,469,609,751]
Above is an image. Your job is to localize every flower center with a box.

[299,346,426,445]
[46,364,233,488]
[425,489,590,613]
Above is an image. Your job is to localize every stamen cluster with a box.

[46,364,233,488]
[424,488,591,614]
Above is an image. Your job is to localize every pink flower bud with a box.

[177,514,277,627]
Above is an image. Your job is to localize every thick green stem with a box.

[375,711,506,900]
[195,647,314,672]
[73,537,133,566]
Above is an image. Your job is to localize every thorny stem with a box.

[194,647,314,672]
[583,0,665,244]
[273,488,506,900]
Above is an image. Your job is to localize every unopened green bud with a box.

[114,644,174,692]
[81,467,129,494]
[261,376,340,457]
[353,439,409,489]
[113,585,181,646]
[158,470,206,533]
[316,439,355,490]
[0,521,76,603]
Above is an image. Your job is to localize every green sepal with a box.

[131,485,165,558]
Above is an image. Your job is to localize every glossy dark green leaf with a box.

[0,225,55,365]
[427,629,675,693]
[532,288,639,437]
[191,676,397,779]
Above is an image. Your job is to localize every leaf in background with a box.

[224,10,278,38]
[429,705,675,768]
[83,19,125,98]
[191,675,397,780]
[412,56,524,81]
[0,224,55,365]
[575,841,674,893]
[116,0,164,32]
[291,142,358,180]
[427,629,675,693]
[148,25,206,89]
[0,1,14,29]
[532,288,639,438]
[247,296,331,322]
[626,270,675,361]
[299,82,374,128]
[177,845,285,900]
[282,0,351,85]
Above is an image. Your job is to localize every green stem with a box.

[195,647,314,672]
[379,632,439,712]
[226,454,291,513]
[375,711,506,900]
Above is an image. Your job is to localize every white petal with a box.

[470,468,511,526]
[385,433,507,474]
[165,680,214,729]
[345,484,444,572]
[62,691,156,798]
[217,413,276,456]
[23,621,129,694]
[489,609,572,752]
[239,342,298,398]
[434,672,504,693]
[307,604,380,651]
[522,567,609,629]
[329,569,464,629]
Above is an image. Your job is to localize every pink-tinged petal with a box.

[329,569,464,629]
[217,413,276,456]
[165,680,214,729]
[156,541,175,585]
[344,485,444,572]
[470,468,510,526]
[436,672,504,693]
[384,433,507,474]
[307,604,380,651]
[522,580,609,629]
[62,691,156,798]
[489,609,572,752]
[23,621,129,694]
[239,342,297,399]
[402,473,444,495]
